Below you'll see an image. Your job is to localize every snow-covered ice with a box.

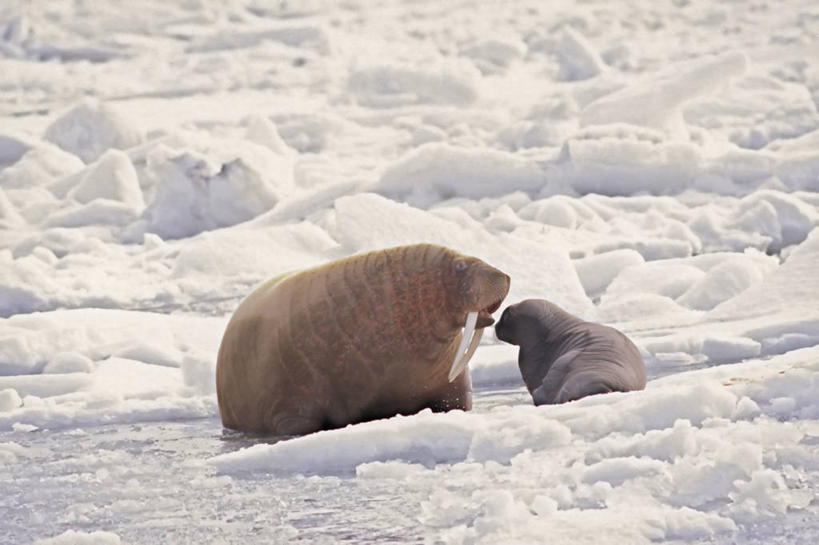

[1,0,818,543]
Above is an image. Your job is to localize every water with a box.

[1,386,529,544]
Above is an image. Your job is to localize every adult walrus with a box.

[216,243,510,435]
[494,299,646,405]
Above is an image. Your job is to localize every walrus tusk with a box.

[448,311,481,382]
[452,326,483,382]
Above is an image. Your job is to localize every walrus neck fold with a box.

[518,340,556,393]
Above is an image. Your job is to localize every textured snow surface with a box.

[2,0,819,543]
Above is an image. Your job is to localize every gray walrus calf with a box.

[494,299,646,405]
[216,243,510,435]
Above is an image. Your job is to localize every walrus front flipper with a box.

[428,370,473,412]
[273,416,324,436]
[266,403,328,436]
[531,349,581,405]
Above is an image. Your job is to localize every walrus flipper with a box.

[531,349,581,405]
[267,403,327,436]
[428,370,473,412]
[553,373,614,404]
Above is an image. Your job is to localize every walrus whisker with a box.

[448,311,478,382]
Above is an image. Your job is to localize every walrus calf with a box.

[495,299,646,405]
[216,243,510,435]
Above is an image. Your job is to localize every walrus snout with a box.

[475,297,503,328]
[473,267,510,327]
[447,261,510,383]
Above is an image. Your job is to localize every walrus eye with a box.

[454,260,468,273]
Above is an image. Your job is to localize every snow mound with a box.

[772,129,819,191]
[0,133,33,166]
[0,188,25,228]
[0,388,22,411]
[554,26,607,81]
[210,405,574,476]
[137,140,293,239]
[210,410,476,475]
[709,227,819,320]
[601,250,782,321]
[557,124,703,195]
[181,354,216,395]
[42,351,94,374]
[33,530,122,545]
[43,100,144,163]
[0,309,226,431]
[331,192,473,252]
[275,113,347,154]
[65,149,144,211]
[676,251,778,310]
[573,249,645,298]
[44,199,141,228]
[701,336,761,363]
[603,261,706,302]
[0,144,84,190]
[0,251,57,317]
[518,194,602,229]
[460,38,526,74]
[599,293,700,324]
[747,317,819,357]
[0,309,223,380]
[187,23,330,54]
[734,189,819,251]
[377,143,544,207]
[244,115,294,156]
[347,61,481,108]
[686,75,819,152]
[170,221,337,284]
[581,52,748,138]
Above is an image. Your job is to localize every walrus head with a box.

[494,299,568,346]
[447,254,510,327]
[440,250,510,382]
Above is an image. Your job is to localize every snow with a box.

[134,135,295,239]
[460,38,526,75]
[554,26,607,82]
[32,530,122,545]
[348,61,481,108]
[65,150,144,211]
[377,143,544,207]
[580,52,748,138]
[573,249,645,298]
[0,387,23,411]
[43,100,144,164]
[2,0,819,543]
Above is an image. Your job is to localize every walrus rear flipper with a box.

[553,373,615,404]
[531,349,581,405]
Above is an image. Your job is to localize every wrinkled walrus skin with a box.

[495,299,646,405]
[216,243,510,435]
